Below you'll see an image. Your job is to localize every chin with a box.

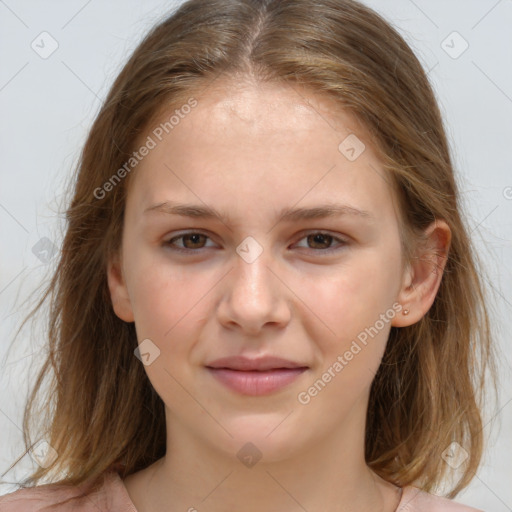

[205,414,310,465]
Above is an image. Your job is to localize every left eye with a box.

[163,231,348,254]
[294,232,348,252]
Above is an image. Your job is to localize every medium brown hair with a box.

[8,0,498,500]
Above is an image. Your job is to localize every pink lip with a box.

[206,355,306,371]
[206,367,307,396]
[205,355,309,396]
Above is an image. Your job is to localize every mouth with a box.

[205,355,309,395]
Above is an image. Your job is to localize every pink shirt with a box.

[0,470,484,511]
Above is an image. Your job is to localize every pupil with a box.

[311,234,330,248]
[186,234,202,247]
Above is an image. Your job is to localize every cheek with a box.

[301,265,397,411]
[125,247,216,357]
[131,267,200,337]
[308,250,401,360]
[126,257,208,398]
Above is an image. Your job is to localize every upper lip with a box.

[206,355,308,371]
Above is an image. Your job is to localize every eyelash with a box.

[163,230,349,255]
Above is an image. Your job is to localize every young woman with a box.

[0,0,497,510]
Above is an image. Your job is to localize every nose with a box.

[216,246,292,335]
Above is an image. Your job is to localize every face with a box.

[108,78,411,462]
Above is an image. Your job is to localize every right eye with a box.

[163,231,216,253]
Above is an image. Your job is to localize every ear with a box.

[392,219,451,327]
[106,251,135,323]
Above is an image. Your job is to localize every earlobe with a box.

[392,220,451,327]
[106,252,135,323]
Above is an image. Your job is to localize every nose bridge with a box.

[217,235,290,332]
[232,237,276,304]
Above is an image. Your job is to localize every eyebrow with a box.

[143,201,374,224]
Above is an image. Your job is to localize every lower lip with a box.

[206,367,307,396]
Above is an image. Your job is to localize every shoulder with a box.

[0,482,84,511]
[0,471,136,512]
[399,486,484,512]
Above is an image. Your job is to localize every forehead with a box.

[125,78,398,226]
[186,77,362,136]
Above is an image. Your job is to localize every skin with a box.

[107,77,451,512]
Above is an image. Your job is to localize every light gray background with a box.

[0,0,511,509]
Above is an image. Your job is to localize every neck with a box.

[134,400,400,512]
[153,449,385,512]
